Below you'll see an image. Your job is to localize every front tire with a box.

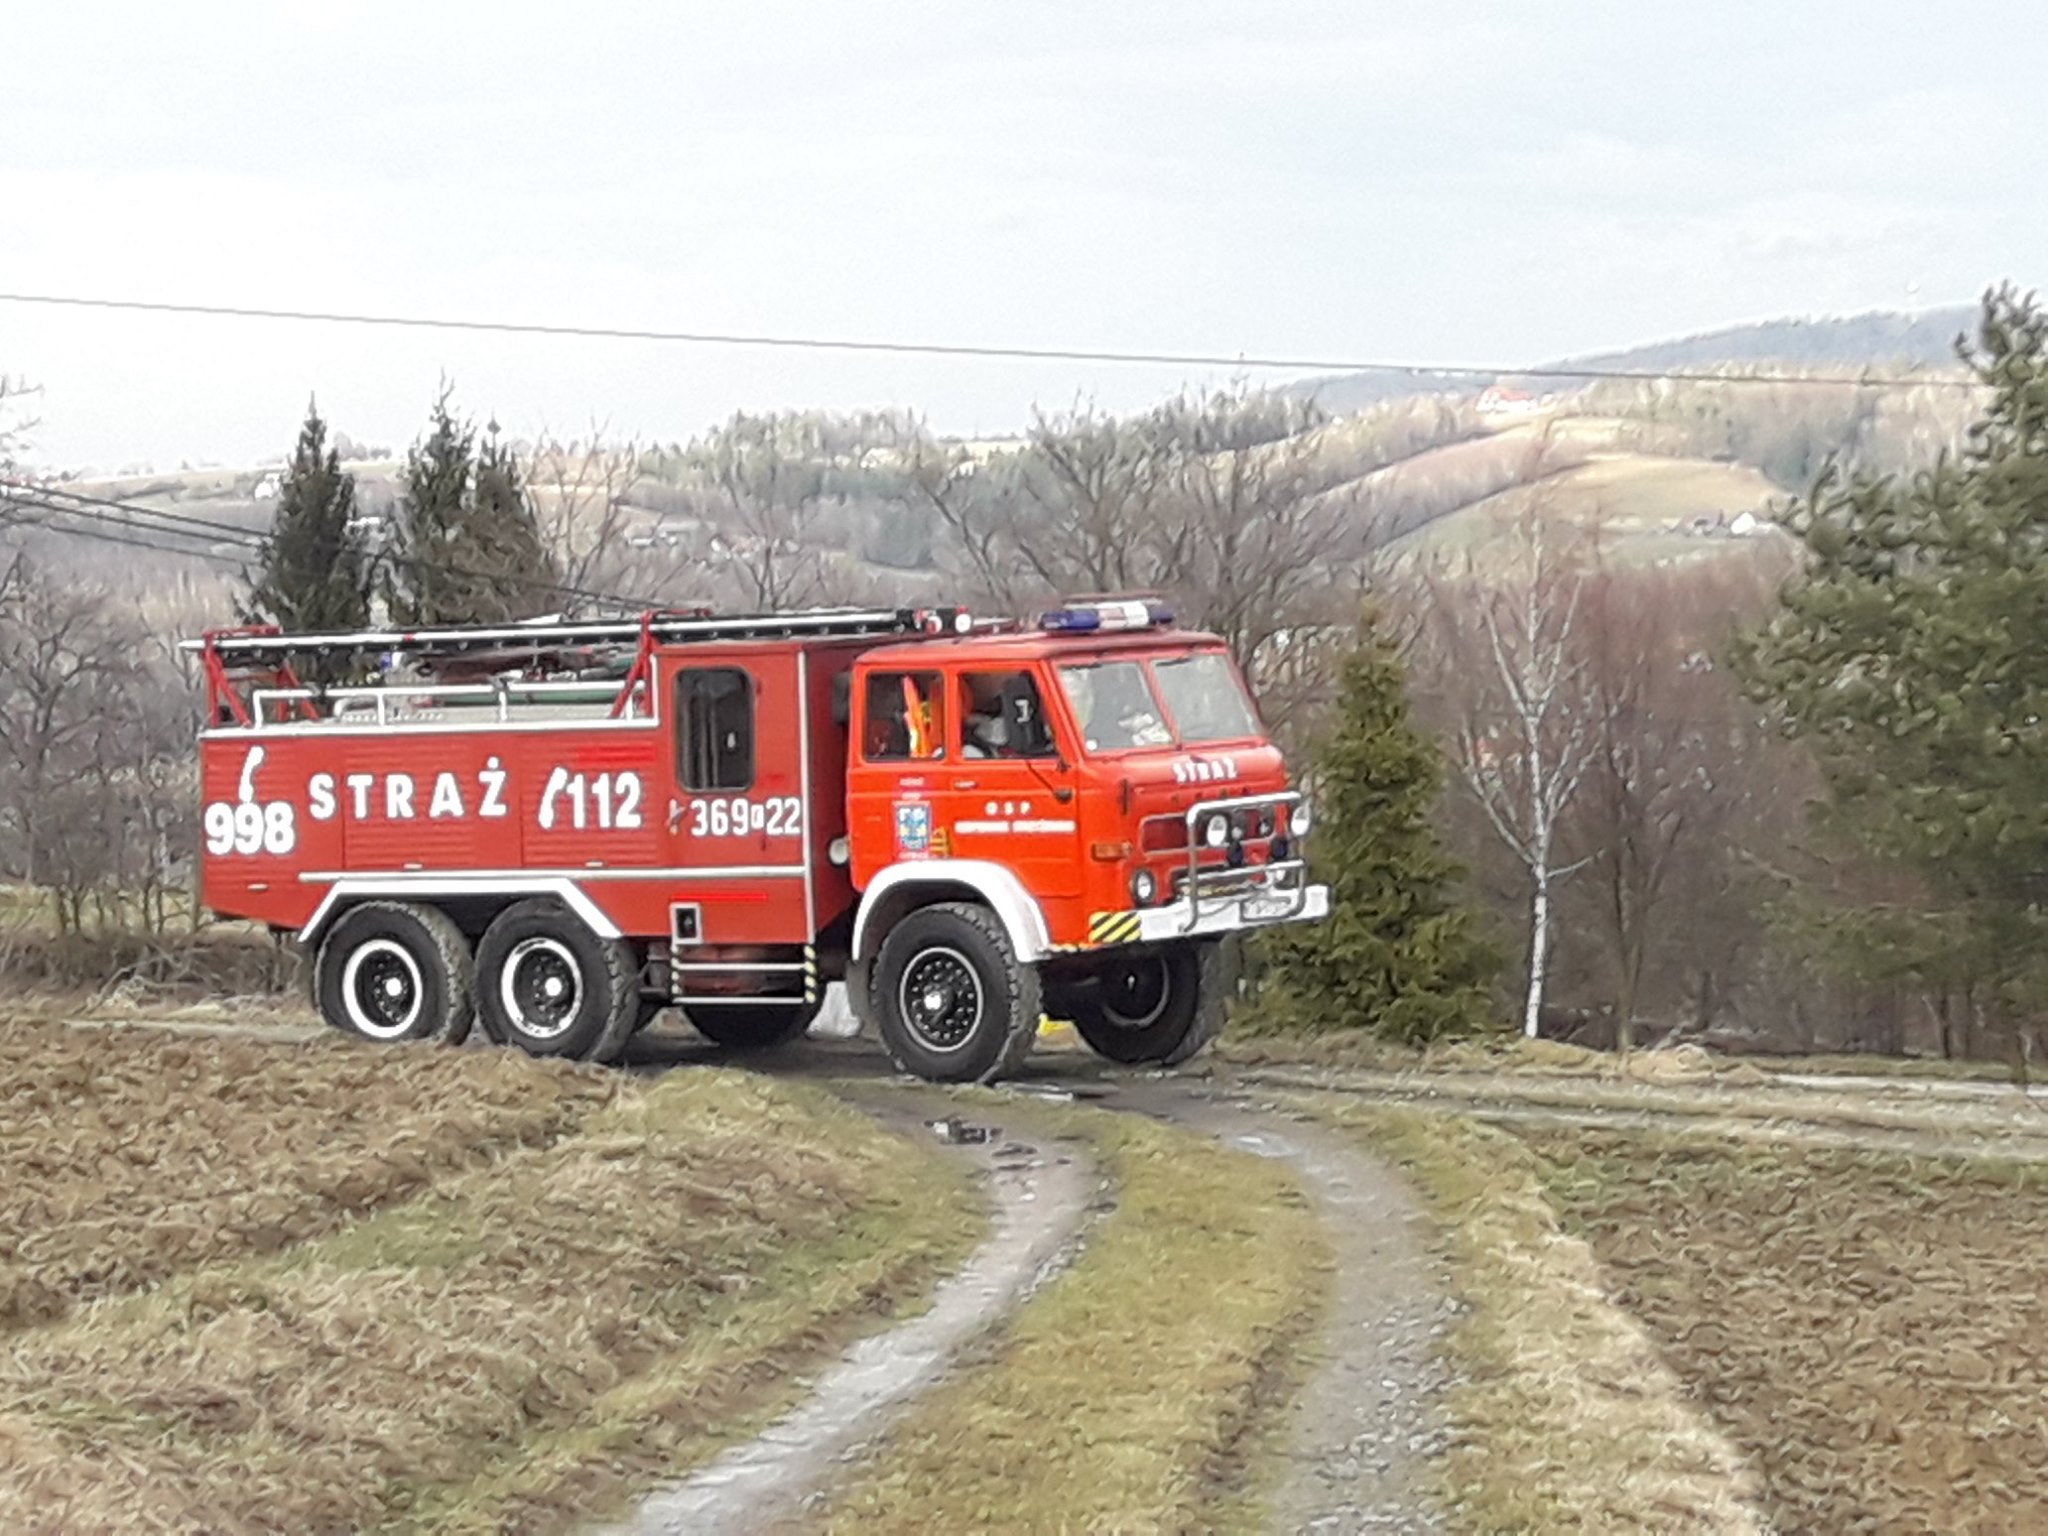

[686,1000,819,1051]
[1069,943,1224,1066]
[474,899,639,1063]
[314,901,474,1045]
[870,902,1039,1083]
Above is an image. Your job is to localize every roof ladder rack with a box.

[183,605,970,660]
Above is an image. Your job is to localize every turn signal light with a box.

[1091,840,1132,862]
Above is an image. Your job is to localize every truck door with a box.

[659,648,809,941]
[941,666,1080,896]
[847,664,1078,896]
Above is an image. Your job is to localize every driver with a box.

[962,675,1013,758]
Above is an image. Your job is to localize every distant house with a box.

[1477,384,1544,421]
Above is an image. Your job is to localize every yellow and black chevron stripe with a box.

[804,944,818,1003]
[1087,910,1142,946]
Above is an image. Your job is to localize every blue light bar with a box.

[1038,599,1174,633]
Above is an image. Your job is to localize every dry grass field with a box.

[1273,1037,2048,1535]
[1526,1127,2048,1535]
[0,1021,978,1534]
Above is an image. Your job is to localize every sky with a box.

[1,0,2041,471]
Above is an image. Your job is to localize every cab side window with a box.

[864,671,945,760]
[675,668,754,790]
[959,671,1056,758]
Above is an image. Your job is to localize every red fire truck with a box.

[190,599,1328,1082]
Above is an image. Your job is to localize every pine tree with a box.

[1248,611,1500,1043]
[1732,285,2048,1034]
[470,418,562,622]
[388,392,564,625]
[387,388,475,626]
[243,400,373,679]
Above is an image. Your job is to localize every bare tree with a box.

[1007,401,1176,597]
[525,429,643,596]
[0,374,38,475]
[1564,558,1771,1049]
[901,438,1036,612]
[1423,507,1600,1038]
[0,563,157,938]
[1150,387,1345,667]
[686,411,835,610]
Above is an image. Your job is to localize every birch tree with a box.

[1428,510,1599,1037]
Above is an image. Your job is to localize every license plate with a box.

[1240,892,1296,922]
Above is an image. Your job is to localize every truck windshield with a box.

[1057,661,1173,753]
[1151,653,1262,744]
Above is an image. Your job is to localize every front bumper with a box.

[1085,882,1330,947]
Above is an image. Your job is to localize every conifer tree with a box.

[1733,285,2048,1030]
[1249,610,1500,1042]
[470,418,562,621]
[387,390,562,625]
[387,387,474,626]
[243,400,373,678]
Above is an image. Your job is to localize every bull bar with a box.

[1179,789,1311,934]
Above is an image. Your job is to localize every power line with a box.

[4,481,655,612]
[0,497,250,568]
[0,290,1986,392]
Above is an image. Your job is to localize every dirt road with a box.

[614,1114,1095,1535]
[627,1031,1453,1532]
[1106,1077,1454,1534]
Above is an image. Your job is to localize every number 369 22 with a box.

[691,796,802,838]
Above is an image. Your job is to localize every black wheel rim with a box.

[1101,955,1171,1029]
[898,946,984,1052]
[340,938,424,1038]
[501,937,583,1039]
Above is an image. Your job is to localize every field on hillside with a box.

[1526,1126,2048,1534]
[0,1020,977,1534]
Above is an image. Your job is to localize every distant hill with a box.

[1548,305,1978,376]
[1292,304,1979,415]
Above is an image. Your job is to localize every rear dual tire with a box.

[316,898,640,1064]
[315,901,475,1046]
[474,898,640,1064]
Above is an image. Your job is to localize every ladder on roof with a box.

[184,605,965,660]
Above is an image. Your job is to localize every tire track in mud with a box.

[1092,1075,1453,1535]
[613,1105,1095,1536]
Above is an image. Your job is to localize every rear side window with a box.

[864,671,945,760]
[675,668,754,790]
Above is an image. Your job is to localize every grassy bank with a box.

[0,1026,979,1533]
[821,1096,1330,1535]
[1304,1099,1765,1534]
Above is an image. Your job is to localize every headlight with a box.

[1202,813,1230,849]
[1290,803,1313,838]
[1131,869,1157,905]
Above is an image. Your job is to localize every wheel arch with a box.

[298,877,622,951]
[852,860,1051,964]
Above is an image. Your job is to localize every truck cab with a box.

[840,600,1328,1079]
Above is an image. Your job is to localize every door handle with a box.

[668,797,683,833]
